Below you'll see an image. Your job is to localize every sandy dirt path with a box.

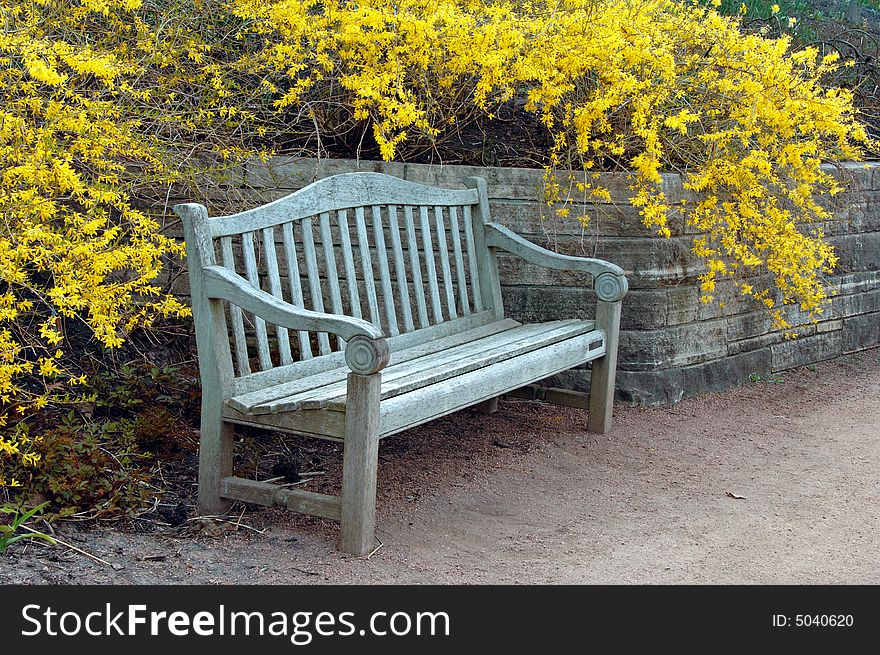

[3,348,878,585]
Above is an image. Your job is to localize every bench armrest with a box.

[484,222,628,302]
[203,266,389,374]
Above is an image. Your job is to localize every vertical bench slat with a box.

[434,206,458,320]
[419,205,443,323]
[220,236,251,376]
[387,205,414,333]
[281,221,313,360]
[262,226,293,366]
[448,206,470,314]
[355,206,381,328]
[241,230,273,370]
[404,205,429,329]
[319,212,345,350]
[462,204,484,312]
[213,190,495,375]
[466,178,504,319]
[372,205,399,336]
[337,210,362,319]
[301,217,332,356]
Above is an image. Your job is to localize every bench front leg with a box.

[340,372,382,555]
[587,271,627,433]
[198,405,234,516]
[588,298,622,434]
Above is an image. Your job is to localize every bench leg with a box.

[341,372,382,555]
[475,396,499,415]
[588,300,622,434]
[198,407,234,516]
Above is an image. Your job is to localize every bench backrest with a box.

[179,172,503,388]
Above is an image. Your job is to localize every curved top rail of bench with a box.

[210,172,481,238]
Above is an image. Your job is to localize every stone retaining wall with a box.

[159,157,880,405]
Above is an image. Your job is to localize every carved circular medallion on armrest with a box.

[594,272,628,302]
[345,335,390,375]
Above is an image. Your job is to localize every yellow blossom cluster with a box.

[0,0,200,484]
[235,0,870,330]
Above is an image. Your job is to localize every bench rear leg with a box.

[475,397,499,415]
[341,372,382,555]
[588,299,622,434]
[198,406,234,516]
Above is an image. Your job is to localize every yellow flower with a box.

[38,357,61,378]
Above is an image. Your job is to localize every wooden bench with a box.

[175,172,628,554]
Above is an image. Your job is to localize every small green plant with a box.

[1,359,199,518]
[0,502,56,555]
[748,372,785,383]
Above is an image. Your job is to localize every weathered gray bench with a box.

[175,172,627,554]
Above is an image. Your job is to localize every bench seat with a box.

[224,318,603,438]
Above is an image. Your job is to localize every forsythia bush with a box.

[0,0,177,486]
[235,0,871,329]
[0,0,873,498]
[0,0,257,492]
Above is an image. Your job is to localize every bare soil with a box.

[2,347,878,585]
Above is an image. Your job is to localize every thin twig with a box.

[278,480,308,488]
[19,525,113,567]
[217,517,267,535]
[366,537,384,560]
[186,515,268,534]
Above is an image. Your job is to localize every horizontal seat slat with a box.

[297,321,600,412]
[231,309,500,396]
[378,329,606,437]
[227,316,520,414]
[233,319,599,416]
